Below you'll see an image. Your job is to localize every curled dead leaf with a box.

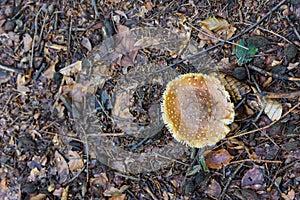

[204,149,233,169]
[54,151,69,184]
[67,150,84,172]
[205,179,221,198]
[103,185,129,197]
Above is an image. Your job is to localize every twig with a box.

[62,165,86,187]
[219,163,243,200]
[229,101,300,139]
[31,6,44,69]
[228,159,282,165]
[78,124,90,184]
[0,64,24,74]
[248,65,300,81]
[286,16,300,41]
[42,130,84,143]
[235,22,292,44]
[33,63,46,81]
[68,17,73,55]
[229,0,287,42]
[37,12,47,51]
[92,0,99,18]
[114,172,140,181]
[153,152,189,166]
[264,91,300,99]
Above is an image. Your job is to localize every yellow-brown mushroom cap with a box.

[161,73,234,148]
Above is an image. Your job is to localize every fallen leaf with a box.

[186,165,201,176]
[81,37,92,51]
[200,16,230,32]
[0,178,9,196]
[281,189,295,200]
[241,167,265,190]
[287,62,299,70]
[115,24,138,67]
[264,99,282,121]
[204,149,233,169]
[205,179,221,198]
[199,16,236,42]
[45,42,67,51]
[23,33,32,52]
[29,193,47,200]
[90,172,109,189]
[103,185,129,197]
[42,56,59,79]
[54,151,69,184]
[109,194,126,200]
[28,167,41,182]
[67,150,84,172]
[59,61,82,76]
[0,70,10,84]
[16,74,30,95]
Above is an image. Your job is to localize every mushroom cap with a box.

[161,73,234,148]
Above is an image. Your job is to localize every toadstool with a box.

[161,73,234,148]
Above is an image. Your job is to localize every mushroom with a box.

[161,73,234,148]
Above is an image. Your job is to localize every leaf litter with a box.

[0,0,300,199]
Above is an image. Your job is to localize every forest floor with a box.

[0,0,300,199]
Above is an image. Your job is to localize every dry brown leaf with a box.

[281,189,295,200]
[45,42,67,51]
[103,185,129,197]
[16,74,30,95]
[115,24,138,67]
[205,179,221,198]
[200,16,230,32]
[61,185,69,200]
[287,62,299,70]
[264,99,282,121]
[23,33,32,52]
[109,194,126,200]
[241,167,265,190]
[54,151,69,184]
[42,55,59,79]
[199,17,236,42]
[271,59,282,67]
[29,193,47,200]
[205,149,233,169]
[81,37,92,51]
[0,70,10,84]
[0,178,9,195]
[28,167,41,182]
[59,61,82,76]
[90,172,109,188]
[68,150,84,172]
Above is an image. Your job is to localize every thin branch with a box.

[30,6,44,69]
[219,163,243,200]
[229,101,300,139]
[0,64,24,74]
[248,65,300,81]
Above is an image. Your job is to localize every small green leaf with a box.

[233,39,258,66]
[199,155,210,173]
[186,165,201,176]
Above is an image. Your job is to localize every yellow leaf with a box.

[264,99,282,121]
[200,16,230,32]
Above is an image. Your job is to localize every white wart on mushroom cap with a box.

[161,73,234,148]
